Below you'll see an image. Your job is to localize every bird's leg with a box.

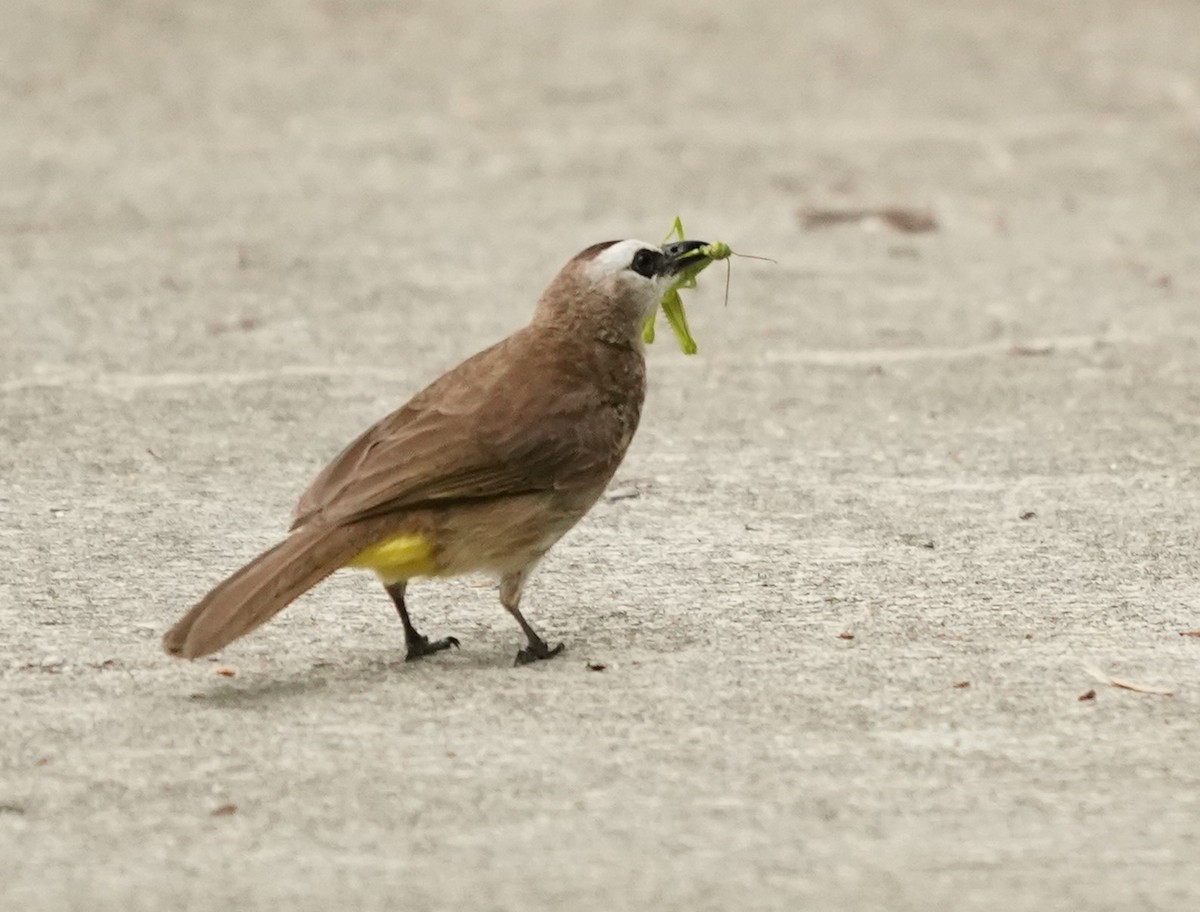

[500,569,564,666]
[384,580,459,661]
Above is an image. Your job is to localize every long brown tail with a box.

[163,523,374,659]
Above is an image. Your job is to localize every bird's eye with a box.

[629,249,660,279]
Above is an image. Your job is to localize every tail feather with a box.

[163,523,375,659]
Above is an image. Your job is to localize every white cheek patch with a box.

[583,239,658,282]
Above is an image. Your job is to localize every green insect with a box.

[641,217,734,355]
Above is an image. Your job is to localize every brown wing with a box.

[291,328,643,529]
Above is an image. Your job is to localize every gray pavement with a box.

[3,1,1199,909]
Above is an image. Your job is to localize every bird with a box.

[163,235,713,665]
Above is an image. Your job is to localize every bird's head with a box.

[534,238,711,346]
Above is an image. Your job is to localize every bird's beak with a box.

[659,239,711,277]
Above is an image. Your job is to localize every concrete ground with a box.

[3,1,1199,909]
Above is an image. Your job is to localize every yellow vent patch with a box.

[348,533,438,582]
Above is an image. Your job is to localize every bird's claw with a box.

[514,641,565,666]
[405,634,461,661]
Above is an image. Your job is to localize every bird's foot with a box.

[405,634,460,661]
[514,640,565,666]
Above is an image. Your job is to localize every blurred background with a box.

[5,0,1197,374]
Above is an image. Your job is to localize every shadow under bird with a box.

[163,236,714,665]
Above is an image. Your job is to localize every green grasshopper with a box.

[642,216,732,355]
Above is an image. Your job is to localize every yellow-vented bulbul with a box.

[163,237,712,665]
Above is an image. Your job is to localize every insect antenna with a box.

[722,251,775,306]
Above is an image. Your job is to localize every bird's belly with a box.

[437,490,602,576]
[347,489,605,585]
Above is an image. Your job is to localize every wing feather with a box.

[291,329,643,529]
